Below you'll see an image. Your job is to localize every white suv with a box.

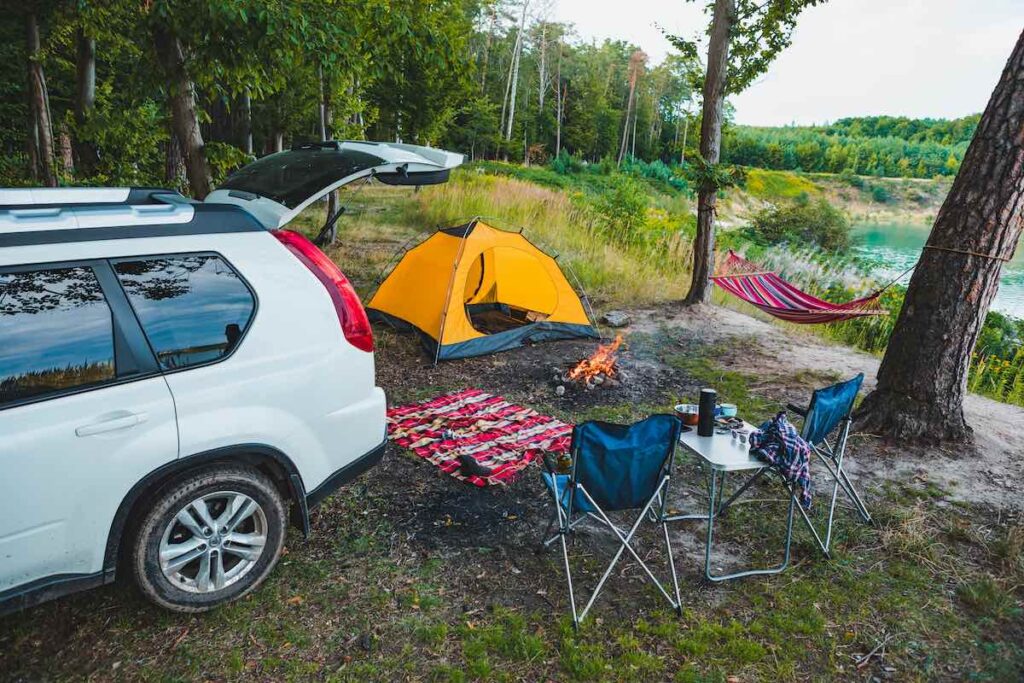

[0,141,463,614]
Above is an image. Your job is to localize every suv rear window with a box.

[0,266,116,405]
[113,255,255,371]
[217,147,385,208]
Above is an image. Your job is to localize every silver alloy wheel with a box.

[159,490,268,594]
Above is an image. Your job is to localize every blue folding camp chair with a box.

[789,373,872,551]
[540,415,683,628]
[717,374,871,557]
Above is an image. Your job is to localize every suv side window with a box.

[0,265,116,405]
[113,254,255,371]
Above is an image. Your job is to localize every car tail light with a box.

[271,229,373,352]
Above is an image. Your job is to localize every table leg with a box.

[704,469,797,582]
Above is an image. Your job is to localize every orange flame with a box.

[567,335,622,382]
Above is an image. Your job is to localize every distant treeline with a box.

[722,115,980,178]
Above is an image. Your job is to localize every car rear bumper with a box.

[305,436,387,508]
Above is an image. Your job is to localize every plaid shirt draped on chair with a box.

[750,412,813,508]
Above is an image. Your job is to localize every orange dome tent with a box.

[367,219,598,361]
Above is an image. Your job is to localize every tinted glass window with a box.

[114,255,255,370]
[0,266,115,404]
[218,147,385,208]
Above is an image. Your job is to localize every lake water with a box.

[852,222,1024,320]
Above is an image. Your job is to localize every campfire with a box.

[554,335,624,392]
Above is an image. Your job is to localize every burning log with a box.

[555,335,624,392]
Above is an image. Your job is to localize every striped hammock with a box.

[711,251,886,324]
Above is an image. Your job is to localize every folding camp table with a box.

[667,421,800,582]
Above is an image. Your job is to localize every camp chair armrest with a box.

[786,402,808,417]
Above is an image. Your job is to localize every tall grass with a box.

[969,346,1024,405]
[409,171,692,306]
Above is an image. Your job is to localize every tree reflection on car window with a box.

[0,266,115,404]
[113,255,255,370]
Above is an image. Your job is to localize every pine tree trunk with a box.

[152,23,212,198]
[684,0,736,305]
[27,13,56,187]
[74,29,99,175]
[858,28,1024,443]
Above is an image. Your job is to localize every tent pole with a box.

[434,222,473,365]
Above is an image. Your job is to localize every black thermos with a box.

[697,388,717,437]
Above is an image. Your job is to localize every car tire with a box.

[129,464,287,612]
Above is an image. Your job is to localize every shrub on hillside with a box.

[550,150,586,175]
[590,175,649,240]
[870,183,891,203]
[748,196,851,251]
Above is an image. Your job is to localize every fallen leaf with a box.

[287,595,304,606]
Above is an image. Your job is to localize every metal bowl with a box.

[674,403,700,426]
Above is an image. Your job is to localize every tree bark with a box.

[240,89,253,155]
[152,22,212,198]
[502,0,529,144]
[317,65,340,247]
[165,133,186,187]
[479,4,496,93]
[555,55,564,157]
[27,13,56,187]
[58,123,75,176]
[684,0,736,305]
[858,28,1024,443]
[74,29,99,175]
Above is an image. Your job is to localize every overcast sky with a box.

[553,0,1022,126]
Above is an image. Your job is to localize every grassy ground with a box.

[1,175,1020,682]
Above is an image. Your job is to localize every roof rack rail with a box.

[0,187,189,210]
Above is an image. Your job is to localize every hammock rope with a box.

[711,250,888,324]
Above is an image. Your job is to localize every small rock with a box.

[555,384,566,396]
[601,310,631,328]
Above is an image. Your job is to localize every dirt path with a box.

[629,303,1024,510]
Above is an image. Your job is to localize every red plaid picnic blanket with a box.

[387,388,572,486]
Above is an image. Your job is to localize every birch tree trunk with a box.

[857,28,1024,443]
[479,5,496,93]
[555,43,563,157]
[27,13,56,187]
[152,22,212,198]
[684,0,736,304]
[503,0,529,143]
[538,23,546,109]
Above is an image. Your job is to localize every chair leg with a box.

[789,482,830,559]
[559,530,579,629]
[576,481,680,623]
[662,518,683,615]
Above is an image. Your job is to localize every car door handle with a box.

[75,411,149,437]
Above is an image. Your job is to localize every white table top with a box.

[678,420,766,472]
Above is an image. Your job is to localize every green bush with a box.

[747,196,851,251]
[589,175,649,239]
[870,183,891,203]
